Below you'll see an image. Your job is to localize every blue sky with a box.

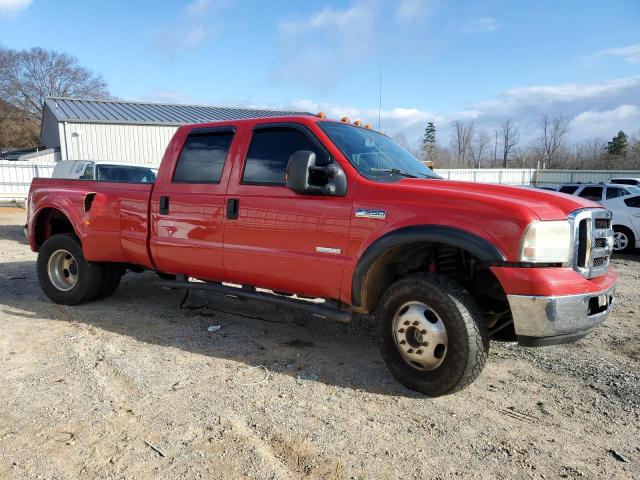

[1,0,640,147]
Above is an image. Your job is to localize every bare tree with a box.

[493,129,498,167]
[0,99,39,149]
[469,129,490,168]
[451,120,474,167]
[0,47,110,118]
[501,119,519,167]
[539,114,570,168]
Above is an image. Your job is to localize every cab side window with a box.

[578,186,603,201]
[80,163,95,180]
[242,127,326,185]
[559,185,579,194]
[624,196,640,208]
[173,131,234,183]
[606,187,626,200]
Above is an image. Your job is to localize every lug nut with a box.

[399,328,405,333]
[412,321,419,326]
[416,349,423,355]
[404,321,410,326]
[407,348,414,353]
[400,340,406,345]
[421,329,427,334]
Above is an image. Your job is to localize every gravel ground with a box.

[0,207,638,479]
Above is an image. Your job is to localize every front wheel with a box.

[37,234,105,305]
[376,274,489,396]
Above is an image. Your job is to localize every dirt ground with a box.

[0,208,638,480]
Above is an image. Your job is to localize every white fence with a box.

[3,164,640,205]
[0,163,55,203]
[435,169,640,186]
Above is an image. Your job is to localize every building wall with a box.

[58,122,179,165]
[40,106,61,150]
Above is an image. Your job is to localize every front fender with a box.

[351,225,506,307]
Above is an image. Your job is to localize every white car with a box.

[600,194,640,253]
[557,183,640,201]
[610,177,640,186]
[52,160,157,183]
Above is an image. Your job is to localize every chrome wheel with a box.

[613,231,629,251]
[47,249,79,291]
[392,301,448,371]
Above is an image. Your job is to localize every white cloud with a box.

[395,0,432,21]
[0,0,31,16]
[154,0,231,57]
[570,105,640,138]
[275,2,376,90]
[589,43,640,65]
[290,76,640,149]
[463,17,500,33]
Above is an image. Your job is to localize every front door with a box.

[150,126,236,281]
[223,124,353,299]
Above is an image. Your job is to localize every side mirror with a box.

[285,150,347,196]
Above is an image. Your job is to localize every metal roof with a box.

[43,97,312,126]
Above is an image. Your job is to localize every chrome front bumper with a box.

[508,285,615,346]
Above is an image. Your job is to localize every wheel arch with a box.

[32,206,79,251]
[351,225,506,312]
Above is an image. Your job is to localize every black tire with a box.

[613,226,635,253]
[36,233,105,305]
[376,273,489,396]
[96,263,124,300]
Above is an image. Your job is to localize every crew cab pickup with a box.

[27,114,617,396]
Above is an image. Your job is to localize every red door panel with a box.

[223,187,352,299]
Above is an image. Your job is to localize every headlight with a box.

[519,220,572,263]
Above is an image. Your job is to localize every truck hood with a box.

[399,179,602,220]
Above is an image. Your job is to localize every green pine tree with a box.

[422,122,436,163]
[607,131,628,156]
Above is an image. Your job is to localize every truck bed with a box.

[28,178,155,268]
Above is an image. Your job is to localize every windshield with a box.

[318,121,439,182]
[96,165,157,183]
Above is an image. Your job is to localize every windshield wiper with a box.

[369,168,428,178]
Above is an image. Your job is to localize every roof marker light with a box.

[340,116,350,123]
[316,111,326,118]
[353,120,362,126]
[364,123,372,129]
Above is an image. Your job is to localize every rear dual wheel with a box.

[37,234,123,305]
[377,274,489,397]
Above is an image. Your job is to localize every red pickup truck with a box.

[27,114,617,396]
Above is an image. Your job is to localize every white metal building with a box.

[38,97,309,166]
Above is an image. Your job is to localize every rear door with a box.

[222,123,353,299]
[150,126,236,280]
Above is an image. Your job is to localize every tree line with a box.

[416,116,640,170]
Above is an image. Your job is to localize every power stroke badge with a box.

[355,208,387,219]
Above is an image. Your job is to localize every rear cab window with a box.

[173,129,235,183]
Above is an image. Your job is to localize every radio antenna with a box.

[378,63,382,130]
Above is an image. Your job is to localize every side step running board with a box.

[158,279,352,323]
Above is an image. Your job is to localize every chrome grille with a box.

[570,209,613,279]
